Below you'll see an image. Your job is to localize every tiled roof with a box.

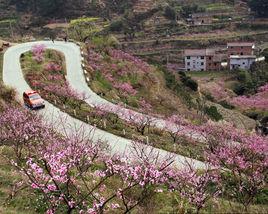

[227,42,255,47]
[230,55,256,59]
[185,49,215,56]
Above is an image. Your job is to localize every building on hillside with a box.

[227,42,255,56]
[227,42,256,70]
[184,49,222,71]
[206,54,225,71]
[190,13,213,25]
[229,55,256,70]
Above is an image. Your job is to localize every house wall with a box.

[206,56,221,71]
[227,46,253,56]
[230,58,255,70]
[193,17,212,25]
[185,56,206,71]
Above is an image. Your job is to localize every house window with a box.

[187,56,190,59]
[208,63,211,66]
[187,62,190,66]
[187,69,190,71]
[241,52,244,55]
[201,56,204,59]
[201,69,204,71]
[242,62,245,65]
[201,62,204,66]
[209,56,212,60]
[241,47,243,49]
[214,63,217,66]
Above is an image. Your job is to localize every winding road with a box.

[3,41,205,168]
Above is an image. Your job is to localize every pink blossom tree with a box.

[164,115,195,143]
[229,83,268,110]
[123,110,154,135]
[0,107,174,214]
[45,62,62,72]
[201,123,268,211]
[31,44,46,63]
[168,165,221,214]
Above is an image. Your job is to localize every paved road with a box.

[2,41,206,169]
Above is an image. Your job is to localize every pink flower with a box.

[31,183,39,189]
[111,203,120,209]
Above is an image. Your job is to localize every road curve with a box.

[3,41,205,169]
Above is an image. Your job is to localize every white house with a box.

[185,49,207,71]
[184,49,218,71]
[229,55,256,70]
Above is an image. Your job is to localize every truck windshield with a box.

[29,94,41,100]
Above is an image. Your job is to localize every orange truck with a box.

[23,90,45,109]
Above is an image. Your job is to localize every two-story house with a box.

[184,49,221,71]
[227,42,256,70]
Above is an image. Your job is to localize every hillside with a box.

[0,1,268,213]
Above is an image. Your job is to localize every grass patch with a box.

[0,147,36,214]
[0,19,16,25]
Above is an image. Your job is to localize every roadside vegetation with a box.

[20,45,208,161]
[0,105,267,213]
[189,62,268,132]
[83,41,201,120]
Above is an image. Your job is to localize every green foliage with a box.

[233,84,246,95]
[184,78,198,91]
[109,19,123,32]
[204,106,223,121]
[91,36,119,50]
[218,100,235,110]
[262,48,268,63]
[249,0,268,18]
[179,72,198,91]
[204,93,215,102]
[255,189,268,205]
[26,0,65,16]
[233,62,268,95]
[94,71,112,90]
[161,67,195,108]
[69,17,108,42]
[180,4,206,18]
[70,17,99,25]
[164,6,176,21]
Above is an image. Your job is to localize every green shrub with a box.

[204,106,223,121]
[204,93,215,102]
[178,71,186,77]
[0,85,16,103]
[181,76,198,91]
[109,20,123,32]
[185,78,198,91]
[262,48,268,63]
[218,100,235,109]
[255,188,268,204]
[164,6,176,20]
[245,111,262,120]
[233,84,246,95]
